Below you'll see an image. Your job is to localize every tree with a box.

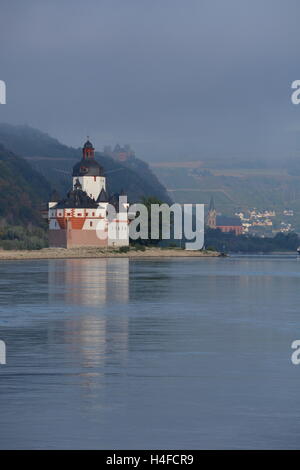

[133,196,165,246]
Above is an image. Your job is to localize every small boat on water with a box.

[297,247,300,255]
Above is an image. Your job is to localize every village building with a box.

[215,215,243,235]
[207,196,243,236]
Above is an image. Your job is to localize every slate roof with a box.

[208,196,215,212]
[83,139,93,149]
[72,158,103,177]
[216,215,242,227]
[96,188,109,203]
[54,188,98,209]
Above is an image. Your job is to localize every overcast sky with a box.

[1,0,300,161]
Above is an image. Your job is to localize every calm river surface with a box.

[0,255,300,449]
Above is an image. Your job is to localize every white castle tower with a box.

[72,139,106,199]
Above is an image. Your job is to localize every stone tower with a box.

[207,196,217,228]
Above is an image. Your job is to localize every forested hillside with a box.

[0,143,50,226]
[0,123,171,204]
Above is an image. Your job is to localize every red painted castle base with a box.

[49,229,108,249]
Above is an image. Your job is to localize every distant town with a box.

[234,208,294,236]
[102,146,298,239]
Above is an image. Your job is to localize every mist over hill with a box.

[0,123,171,204]
[152,160,300,232]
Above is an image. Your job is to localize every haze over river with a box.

[0,255,300,449]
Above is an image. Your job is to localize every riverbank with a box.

[0,246,220,260]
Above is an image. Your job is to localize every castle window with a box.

[94,176,96,181]
[78,213,82,216]
[90,221,93,227]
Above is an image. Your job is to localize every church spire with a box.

[207,196,217,229]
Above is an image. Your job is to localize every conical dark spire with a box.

[74,178,82,190]
[96,188,108,203]
[50,189,61,202]
[209,196,215,212]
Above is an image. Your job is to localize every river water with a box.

[0,255,300,449]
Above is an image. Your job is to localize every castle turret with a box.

[82,139,94,159]
[72,139,106,200]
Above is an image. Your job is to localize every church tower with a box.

[207,196,217,228]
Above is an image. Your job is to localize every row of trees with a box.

[1,198,299,252]
[205,228,300,253]
[131,199,300,252]
[0,225,48,250]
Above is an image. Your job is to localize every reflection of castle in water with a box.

[47,258,130,375]
[48,258,129,306]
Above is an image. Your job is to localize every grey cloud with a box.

[1,0,300,161]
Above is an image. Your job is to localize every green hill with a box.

[0,123,171,204]
[152,162,300,232]
[0,143,50,226]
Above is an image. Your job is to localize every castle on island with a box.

[48,139,129,249]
